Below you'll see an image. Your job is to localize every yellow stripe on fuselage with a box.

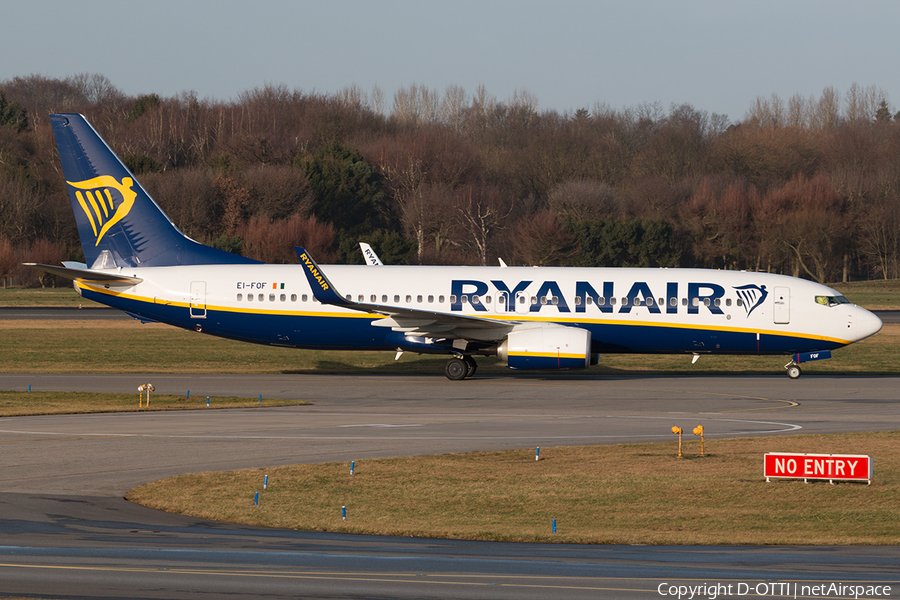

[74,282,853,345]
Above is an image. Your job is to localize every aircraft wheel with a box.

[786,364,802,380]
[445,357,468,381]
[463,355,478,377]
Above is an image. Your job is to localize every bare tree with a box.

[439,84,468,133]
[240,213,336,263]
[0,235,19,288]
[370,84,385,117]
[548,179,620,223]
[814,86,841,131]
[454,184,512,265]
[23,239,64,287]
[392,83,439,128]
[512,210,576,266]
[764,174,848,282]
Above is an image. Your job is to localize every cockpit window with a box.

[815,295,850,307]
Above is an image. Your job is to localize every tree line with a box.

[1,73,898,288]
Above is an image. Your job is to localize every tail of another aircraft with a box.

[50,113,258,268]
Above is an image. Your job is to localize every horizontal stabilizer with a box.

[24,263,143,284]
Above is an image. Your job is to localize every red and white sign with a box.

[764,453,872,484]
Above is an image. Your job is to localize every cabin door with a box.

[773,286,790,324]
[190,281,207,318]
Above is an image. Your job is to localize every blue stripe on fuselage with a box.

[79,287,844,356]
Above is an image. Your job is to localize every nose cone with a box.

[853,306,883,341]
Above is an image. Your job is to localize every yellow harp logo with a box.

[67,176,137,246]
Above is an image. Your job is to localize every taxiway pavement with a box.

[0,373,898,598]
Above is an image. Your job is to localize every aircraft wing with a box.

[24,263,143,284]
[295,248,514,342]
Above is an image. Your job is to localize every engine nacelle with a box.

[497,325,592,370]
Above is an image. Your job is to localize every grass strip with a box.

[0,320,896,375]
[0,391,307,417]
[127,431,900,546]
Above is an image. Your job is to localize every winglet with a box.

[295,247,350,306]
[359,242,383,266]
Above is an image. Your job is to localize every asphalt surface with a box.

[1,373,899,598]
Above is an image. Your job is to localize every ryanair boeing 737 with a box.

[29,114,883,380]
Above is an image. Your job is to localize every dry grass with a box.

[0,391,308,416]
[833,279,900,310]
[127,431,900,546]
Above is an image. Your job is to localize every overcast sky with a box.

[2,0,897,122]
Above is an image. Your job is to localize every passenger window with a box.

[237,293,243,301]
[371,294,377,302]
[439,295,445,303]
[575,296,582,306]
[394,295,400,303]
[552,296,559,305]
[406,295,412,303]
[258,294,264,302]
[726,298,732,307]
[428,295,434,303]
[302,294,308,302]
[736,298,743,307]
[281,294,287,302]
[461,295,468,304]
[382,295,388,303]
[417,295,423,303]
[291,294,297,301]
[269,294,275,302]
[669,297,677,307]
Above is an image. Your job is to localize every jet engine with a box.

[497,324,592,370]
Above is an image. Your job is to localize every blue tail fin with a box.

[50,113,259,268]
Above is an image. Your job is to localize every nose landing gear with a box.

[785,361,802,379]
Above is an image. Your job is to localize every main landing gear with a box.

[784,361,802,380]
[445,355,477,380]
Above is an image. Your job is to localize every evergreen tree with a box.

[299,143,391,238]
[0,91,27,131]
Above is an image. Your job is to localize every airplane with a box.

[28,113,883,381]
